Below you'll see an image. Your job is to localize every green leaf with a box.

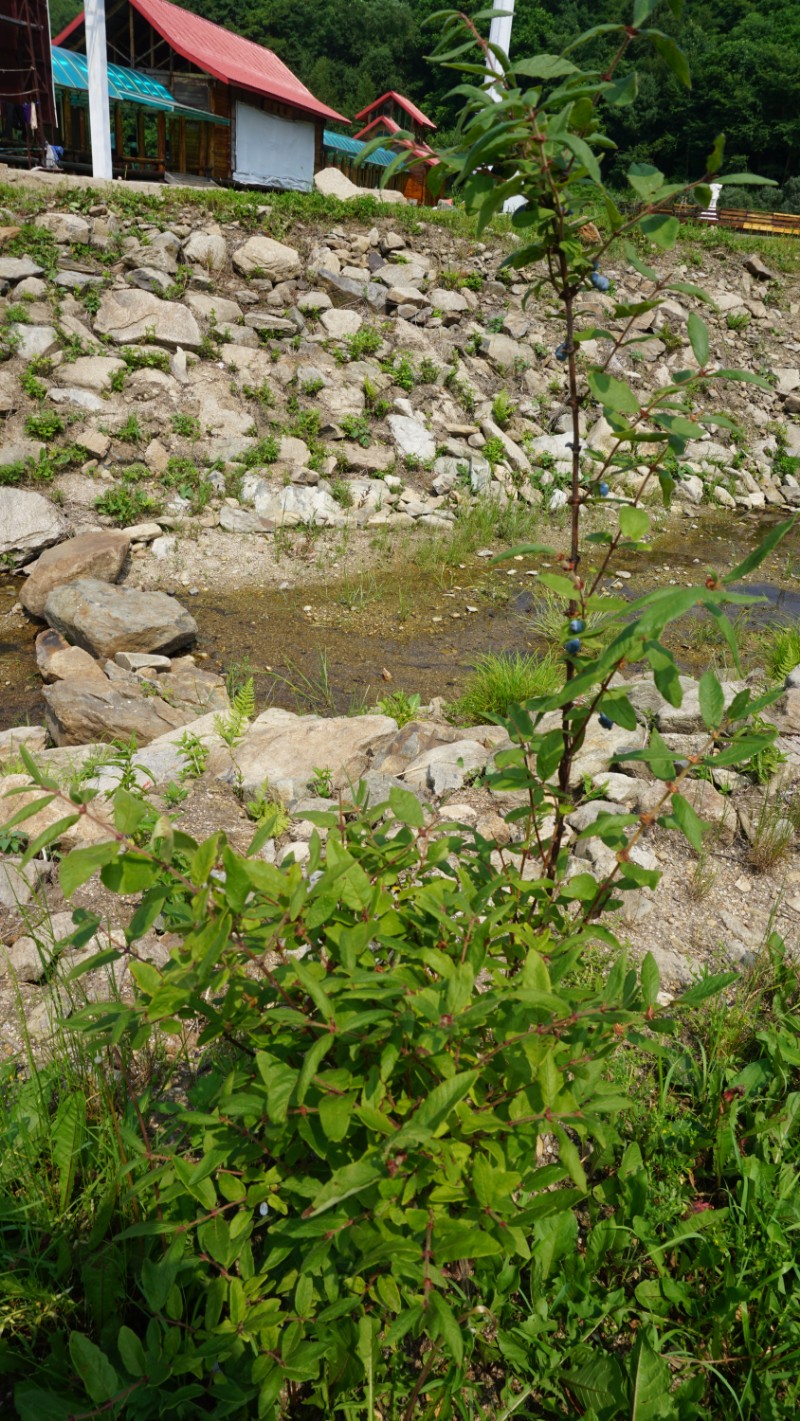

[318,1092,352,1143]
[537,729,564,780]
[668,793,707,853]
[678,972,737,1006]
[641,952,660,1007]
[563,1355,625,1413]
[605,71,638,106]
[305,1159,381,1217]
[60,842,120,896]
[633,0,660,22]
[648,32,691,88]
[561,132,601,185]
[14,1386,83,1421]
[428,1291,464,1365]
[723,516,796,584]
[198,1215,235,1268]
[687,311,709,368]
[619,507,650,541]
[68,1334,120,1405]
[698,670,725,730]
[588,370,640,414]
[53,1092,86,1212]
[640,212,680,249]
[718,172,778,187]
[627,162,665,201]
[391,1069,478,1147]
[629,1336,672,1420]
[389,785,425,828]
[117,1325,146,1378]
[512,54,578,80]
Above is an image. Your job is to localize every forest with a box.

[47,0,800,202]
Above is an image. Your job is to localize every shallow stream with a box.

[2,508,800,732]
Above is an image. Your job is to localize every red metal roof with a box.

[354,91,435,130]
[353,114,402,141]
[54,0,348,123]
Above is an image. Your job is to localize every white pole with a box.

[487,0,515,80]
[487,0,524,214]
[84,0,113,181]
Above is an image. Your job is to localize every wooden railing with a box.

[649,201,800,237]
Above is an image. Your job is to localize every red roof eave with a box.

[354,89,435,130]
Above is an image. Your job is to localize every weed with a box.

[330,478,353,509]
[726,310,751,332]
[492,388,515,429]
[339,414,371,447]
[447,650,561,723]
[94,486,159,524]
[245,781,289,836]
[337,324,383,363]
[19,369,47,402]
[307,766,334,797]
[115,414,143,445]
[24,412,64,441]
[243,379,274,407]
[170,413,201,439]
[119,346,170,374]
[418,357,441,384]
[238,436,279,468]
[224,655,255,703]
[377,689,422,727]
[762,623,800,683]
[214,678,255,748]
[748,788,796,871]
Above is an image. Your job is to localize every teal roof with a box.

[51,45,229,124]
[323,129,395,168]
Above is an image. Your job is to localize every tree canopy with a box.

[48,0,800,194]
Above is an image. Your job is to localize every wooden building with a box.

[353,91,438,205]
[53,0,347,187]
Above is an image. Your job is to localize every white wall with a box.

[233,103,315,190]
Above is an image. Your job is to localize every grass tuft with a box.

[447,650,561,724]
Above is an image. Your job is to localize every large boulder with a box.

[0,488,68,565]
[94,288,202,350]
[387,414,436,463]
[44,579,197,659]
[0,256,43,284]
[183,231,227,272]
[43,680,191,747]
[21,530,131,619]
[56,355,126,392]
[213,708,397,799]
[232,235,302,281]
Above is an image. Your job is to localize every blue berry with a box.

[565,637,581,654]
[569,618,585,633]
[591,271,611,292]
[599,481,610,497]
[599,712,614,730]
[555,342,569,362]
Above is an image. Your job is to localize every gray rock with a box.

[0,256,43,283]
[184,290,243,325]
[0,488,68,565]
[214,707,397,800]
[127,266,173,295]
[0,858,43,910]
[403,740,489,795]
[316,268,388,313]
[182,231,227,271]
[744,254,775,282]
[251,482,345,527]
[35,211,91,243]
[43,679,194,747]
[58,355,126,392]
[320,308,362,337]
[52,270,104,291]
[387,414,436,462]
[48,386,106,411]
[232,235,301,281]
[94,287,202,350]
[21,530,131,619]
[44,578,197,659]
[10,324,59,360]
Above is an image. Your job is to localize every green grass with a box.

[761,623,800,683]
[447,650,561,724]
[413,497,549,578]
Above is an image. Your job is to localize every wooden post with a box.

[199,121,207,174]
[157,112,166,174]
[114,103,124,164]
[137,108,145,161]
[178,116,186,173]
[129,6,135,65]
[63,92,73,149]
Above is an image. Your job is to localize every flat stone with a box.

[43,679,193,747]
[11,323,58,359]
[744,254,775,282]
[0,859,42,911]
[48,386,105,411]
[60,355,126,392]
[251,482,345,528]
[121,521,163,543]
[0,488,68,566]
[75,429,111,459]
[94,287,201,350]
[298,290,332,313]
[320,308,363,337]
[184,290,243,325]
[21,530,130,619]
[403,740,489,795]
[44,578,197,659]
[0,256,43,282]
[218,505,265,533]
[52,270,104,291]
[127,266,173,295]
[0,724,48,763]
[232,235,301,281]
[213,707,397,800]
[35,627,108,685]
[316,268,388,313]
[387,414,436,462]
[35,211,91,243]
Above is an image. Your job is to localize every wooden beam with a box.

[129,5,135,65]
[157,111,166,171]
[178,116,186,172]
[114,102,124,160]
[137,108,145,159]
